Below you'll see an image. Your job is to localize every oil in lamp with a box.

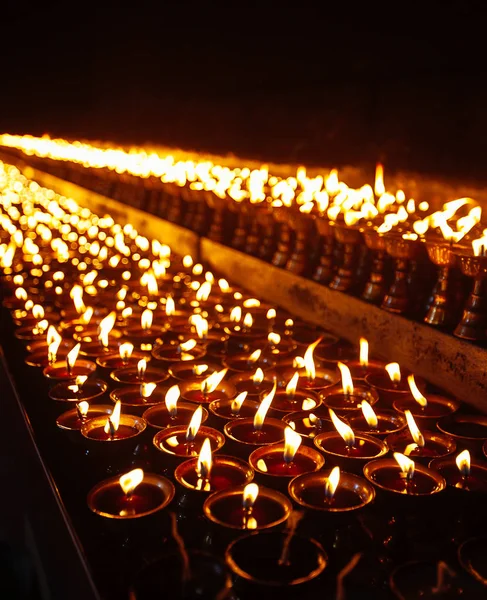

[386,410,457,461]
[96,342,150,371]
[320,361,378,415]
[348,399,406,437]
[111,357,169,385]
[430,450,487,493]
[178,368,237,404]
[314,409,388,473]
[48,374,108,403]
[209,390,260,423]
[44,342,96,381]
[81,400,146,442]
[153,404,225,460]
[366,362,425,406]
[142,384,209,429]
[229,366,275,399]
[345,338,386,380]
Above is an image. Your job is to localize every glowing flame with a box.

[47,326,62,363]
[144,273,159,296]
[231,391,248,415]
[66,343,81,373]
[405,410,425,448]
[324,466,341,500]
[104,400,121,435]
[137,359,147,379]
[283,426,302,463]
[80,307,94,325]
[253,380,277,430]
[252,367,264,384]
[230,306,242,322]
[361,400,378,429]
[329,409,355,447]
[249,349,261,363]
[196,281,212,302]
[180,339,197,352]
[394,452,415,480]
[32,304,44,320]
[141,382,157,399]
[243,298,260,308]
[359,338,368,367]
[201,368,228,394]
[338,362,354,395]
[242,483,259,508]
[194,316,209,339]
[77,401,89,417]
[67,375,88,394]
[303,337,321,380]
[119,342,134,361]
[268,332,281,345]
[286,372,299,396]
[15,288,27,301]
[70,285,86,314]
[119,468,144,495]
[193,364,208,376]
[243,313,253,328]
[165,295,175,316]
[407,374,427,407]
[266,308,276,320]
[218,279,230,292]
[186,405,204,441]
[165,385,180,416]
[325,169,340,196]
[385,362,401,383]
[455,449,470,477]
[98,311,116,347]
[183,255,193,268]
[472,235,487,257]
[196,438,212,483]
[374,164,385,197]
[141,309,153,330]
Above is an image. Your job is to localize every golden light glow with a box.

[140,382,157,399]
[455,449,470,477]
[119,342,134,361]
[394,452,415,480]
[242,483,259,508]
[374,163,385,197]
[359,337,368,367]
[180,339,197,352]
[252,367,264,384]
[165,295,176,316]
[165,384,180,416]
[67,375,88,394]
[338,362,354,394]
[201,368,228,394]
[268,332,281,345]
[283,426,302,463]
[98,311,116,347]
[248,349,261,363]
[47,326,62,363]
[193,364,208,376]
[32,304,44,320]
[253,380,277,430]
[104,400,121,435]
[194,316,209,339]
[77,401,89,417]
[385,362,401,383]
[70,284,86,314]
[324,466,341,500]
[186,405,204,441]
[66,343,81,372]
[196,438,212,485]
[266,308,276,320]
[218,278,230,292]
[472,234,487,257]
[119,468,144,495]
[182,255,193,268]
[243,312,253,328]
[137,358,147,379]
[141,309,153,330]
[286,371,299,396]
[230,306,242,322]
[243,298,260,308]
[360,400,378,428]
[80,307,94,325]
[231,391,248,415]
[404,409,425,449]
[196,281,212,302]
[329,409,355,447]
[303,337,321,380]
[407,374,427,407]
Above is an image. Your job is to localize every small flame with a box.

[472,235,487,257]
[141,382,157,399]
[194,316,209,339]
[407,374,427,407]
[385,362,401,383]
[137,359,147,379]
[283,426,302,463]
[165,295,176,316]
[80,307,94,325]
[231,391,248,415]
[242,483,259,508]
[324,466,341,500]
[374,164,385,196]
[104,400,121,435]
[144,273,159,296]
[201,368,228,394]
[249,349,261,363]
[66,343,81,372]
[303,337,322,380]
[361,400,378,428]
[119,468,144,495]
[455,449,470,477]
[253,380,277,430]
[193,364,208,376]
[329,409,355,447]
[286,372,299,396]
[243,298,260,308]
[359,338,368,367]
[268,332,281,345]
[394,452,415,480]
[77,401,89,417]
[293,356,305,368]
[230,306,242,322]
[165,385,180,416]
[119,342,134,361]
[32,304,44,320]
[196,281,212,302]
[47,326,62,363]
[141,309,153,330]
[266,308,276,320]
[180,339,197,352]
[405,410,425,448]
[243,313,253,328]
[186,405,204,441]
[338,362,354,395]
[196,438,212,482]
[98,311,116,347]
[252,367,264,384]
[218,279,230,292]
[70,285,86,314]
[183,255,193,268]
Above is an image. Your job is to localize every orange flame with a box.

[407,375,427,407]
[196,438,213,485]
[385,362,401,383]
[253,380,277,430]
[361,400,378,428]
[455,449,470,477]
[329,409,355,447]
[201,368,228,394]
[394,452,415,480]
[231,391,248,415]
[165,385,180,416]
[286,372,299,396]
[359,337,368,367]
[324,466,341,499]
[283,426,302,463]
[119,468,144,495]
[338,362,354,394]
[141,309,153,330]
[186,405,204,441]
[405,410,425,450]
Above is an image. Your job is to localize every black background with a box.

[1,1,486,181]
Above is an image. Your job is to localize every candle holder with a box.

[345,358,387,381]
[151,342,206,363]
[320,383,379,416]
[56,404,113,432]
[109,386,169,416]
[48,378,108,403]
[256,203,278,262]
[224,326,269,354]
[361,229,389,304]
[312,216,335,284]
[25,347,69,368]
[437,413,487,457]
[348,409,407,438]
[168,360,220,381]
[43,358,96,381]
[458,536,487,587]
[314,339,358,368]
[142,403,209,430]
[282,366,338,393]
[429,456,487,494]
[291,324,338,349]
[175,455,254,495]
[223,352,276,373]
[393,394,459,428]
[270,388,320,415]
[110,365,169,386]
[424,241,459,329]
[224,418,287,458]
[208,397,260,426]
[95,352,151,373]
[271,207,294,269]
[177,379,237,405]
[386,429,457,462]
[282,411,336,442]
[454,250,487,341]
[364,458,446,496]
[314,431,388,474]
[228,371,276,399]
[329,224,363,293]
[153,425,225,463]
[365,372,426,407]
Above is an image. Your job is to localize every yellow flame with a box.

[338,362,354,394]
[119,468,144,495]
[119,342,134,361]
[361,400,378,428]
[144,273,159,296]
[253,380,277,430]
[193,364,208,376]
[413,219,430,236]
[405,410,425,448]
[196,281,212,302]
[455,449,470,477]
[359,337,368,367]
[32,304,44,320]
[286,372,299,396]
[329,409,355,446]
[194,316,209,339]
[77,401,89,417]
[266,308,276,320]
[201,368,228,394]
[243,298,260,308]
[243,313,253,328]
[98,311,116,347]
[324,466,341,499]
[70,285,86,314]
[80,307,94,325]
[303,337,321,380]
[394,452,415,479]
[249,349,261,363]
[141,309,153,330]
[230,306,242,322]
[186,405,204,441]
[141,382,157,399]
[283,426,302,463]
[15,288,27,301]
[407,374,427,407]
[385,362,401,383]
[180,339,197,352]
[242,483,259,508]
[66,343,81,372]
[137,358,147,379]
[325,169,340,196]
[196,438,212,482]
[165,385,180,416]
[231,391,248,414]
[218,279,230,292]
[472,235,487,257]
[183,255,193,268]
[268,332,281,345]
[375,164,385,197]
[252,367,264,384]
[165,295,176,316]
[104,400,121,434]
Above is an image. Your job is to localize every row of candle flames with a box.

[0,161,476,524]
[2,134,487,254]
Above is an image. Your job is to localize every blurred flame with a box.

[165,384,180,416]
[230,306,242,322]
[77,401,89,417]
[456,449,470,477]
[266,308,276,320]
[324,466,341,500]
[268,332,281,345]
[472,234,487,257]
[283,426,302,463]
[218,279,230,292]
[70,285,86,314]
[242,483,259,509]
[405,410,425,448]
[137,358,147,379]
[180,339,197,352]
[66,343,81,372]
[186,405,204,441]
[32,304,44,320]
[359,338,369,367]
[252,367,264,384]
[141,382,157,399]
[193,364,208,376]
[194,316,209,339]
[183,255,193,268]
[407,374,427,407]
[201,368,227,394]
[374,164,385,197]
[253,380,277,430]
[304,337,321,380]
[386,362,401,383]
[231,391,248,414]
[243,298,260,308]
[286,372,299,396]
[243,313,253,328]
[361,400,378,428]
[104,400,121,435]
[141,309,153,330]
[196,438,212,484]
[329,409,355,447]
[98,311,116,347]
[196,281,212,302]
[119,342,134,360]
[119,468,144,495]
[338,362,354,394]
[325,169,340,196]
[165,295,175,316]
[249,349,262,363]
[80,307,94,325]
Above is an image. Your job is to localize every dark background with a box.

[1,2,486,181]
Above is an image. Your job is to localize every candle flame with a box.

[266,308,276,320]
[293,356,305,368]
[165,384,180,416]
[455,449,470,477]
[472,234,487,257]
[196,281,212,302]
[243,298,260,308]
[144,273,158,296]
[77,401,89,417]
[66,343,81,371]
[196,438,212,483]
[98,311,116,347]
[218,278,230,292]
[80,307,94,325]
[140,382,157,399]
[242,483,259,508]
[253,380,277,430]
[394,452,415,480]
[324,466,341,500]
[104,400,121,434]
[165,295,175,316]
[201,368,228,394]
[248,349,262,363]
[119,468,144,495]
[230,306,242,322]
[243,312,253,328]
[286,371,299,396]
[137,358,147,379]
[231,391,248,415]
[325,169,340,196]
[268,332,281,345]
[15,287,27,301]
[141,309,153,330]
[32,304,44,320]
[304,337,322,381]
[283,426,302,463]
[361,400,378,428]
[374,164,385,197]
[70,285,86,314]
[359,338,368,367]
[194,316,209,339]
[47,326,62,362]
[405,410,425,448]
[180,339,197,352]
[186,405,204,441]
[407,374,427,407]
[119,342,134,360]
[385,362,401,383]
[252,367,264,384]
[182,255,193,268]
[329,409,355,447]
[338,362,354,395]
[193,364,208,376]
